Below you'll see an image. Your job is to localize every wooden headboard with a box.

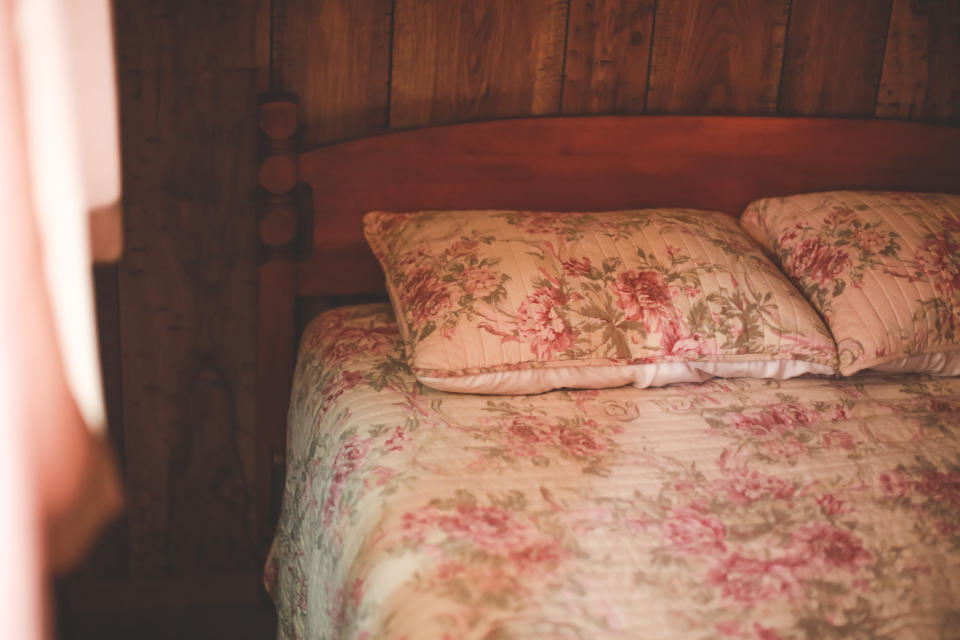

[253,94,960,539]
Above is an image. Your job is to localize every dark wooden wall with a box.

[78,0,959,612]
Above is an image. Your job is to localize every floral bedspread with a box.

[265,304,960,640]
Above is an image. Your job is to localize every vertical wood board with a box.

[561,0,657,114]
[779,0,893,116]
[877,0,960,121]
[114,0,269,577]
[390,0,569,128]
[646,0,790,114]
[271,0,393,146]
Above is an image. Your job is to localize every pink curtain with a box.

[0,0,123,636]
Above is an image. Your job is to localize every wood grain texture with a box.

[114,0,269,577]
[562,0,657,114]
[296,116,960,295]
[390,0,569,128]
[779,0,893,116]
[877,0,960,121]
[646,0,790,114]
[271,0,392,146]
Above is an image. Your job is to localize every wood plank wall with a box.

[85,0,959,596]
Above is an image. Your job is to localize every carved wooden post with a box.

[256,96,299,547]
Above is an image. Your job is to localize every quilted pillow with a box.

[364,209,837,394]
[740,191,960,375]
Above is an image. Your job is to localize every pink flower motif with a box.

[516,286,574,359]
[816,494,851,516]
[660,319,714,356]
[612,269,674,326]
[821,429,857,451]
[729,403,817,436]
[663,505,727,555]
[324,436,371,526]
[717,469,796,505]
[515,212,575,236]
[786,236,852,288]
[562,256,593,278]
[714,620,741,636]
[461,266,499,298]
[508,541,566,573]
[789,523,872,572]
[400,267,453,327]
[324,327,394,363]
[402,503,532,555]
[553,424,606,458]
[444,238,479,258]
[914,235,960,300]
[753,623,785,640]
[879,470,913,499]
[914,469,960,512]
[852,228,888,254]
[761,437,808,461]
[708,554,802,608]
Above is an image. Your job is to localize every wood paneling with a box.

[271,0,392,146]
[562,0,656,113]
[779,0,893,116]
[646,0,790,114]
[113,0,269,577]
[877,0,960,121]
[390,0,569,128]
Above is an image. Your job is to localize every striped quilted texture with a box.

[266,304,960,639]
[741,191,960,375]
[364,209,837,389]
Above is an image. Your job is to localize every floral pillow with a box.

[740,191,960,375]
[364,209,838,394]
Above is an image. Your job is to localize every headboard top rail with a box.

[290,114,959,295]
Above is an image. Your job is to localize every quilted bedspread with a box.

[265,304,960,640]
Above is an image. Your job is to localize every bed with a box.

[254,103,960,639]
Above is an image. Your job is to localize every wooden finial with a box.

[257,98,299,251]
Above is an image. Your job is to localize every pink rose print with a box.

[516,286,575,359]
[716,469,796,505]
[402,503,532,555]
[821,429,856,451]
[324,327,394,364]
[663,505,727,554]
[444,238,479,258]
[753,623,785,640]
[660,319,714,356]
[914,234,960,300]
[498,414,610,461]
[729,403,817,437]
[461,266,499,298]
[612,269,673,326]
[852,228,888,254]
[708,554,802,608]
[401,267,453,326]
[515,212,575,236]
[561,256,593,278]
[789,523,872,572]
[815,494,851,516]
[786,236,852,288]
[761,437,808,461]
[324,437,371,526]
[915,469,960,512]
[556,426,605,458]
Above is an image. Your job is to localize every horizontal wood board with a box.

[296,115,960,295]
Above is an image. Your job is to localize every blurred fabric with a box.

[0,0,123,637]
